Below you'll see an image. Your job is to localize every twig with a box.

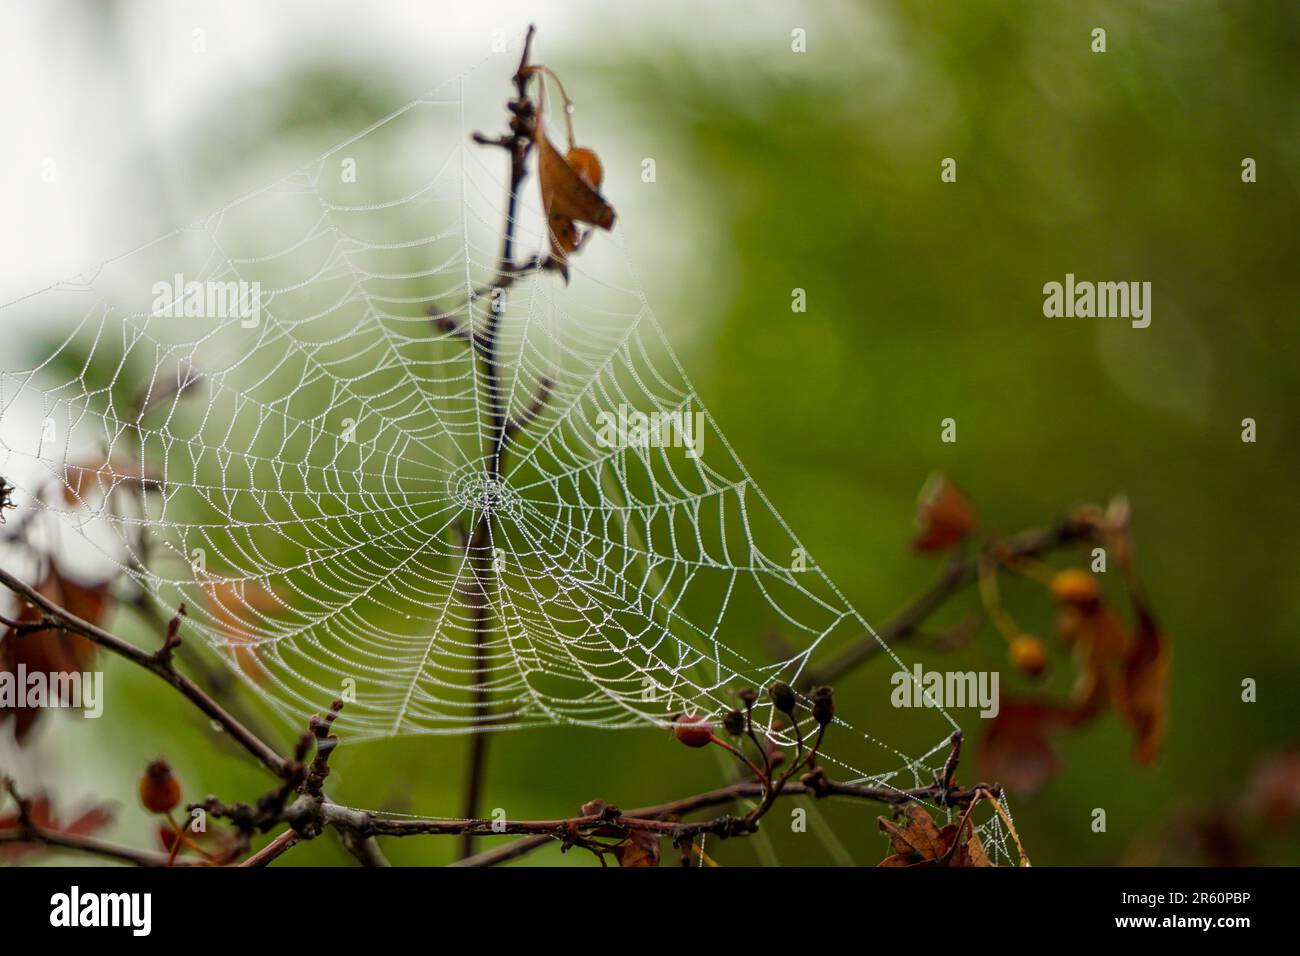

[0,565,287,778]
[316,767,994,843]
[800,515,1095,689]
[237,828,300,868]
[455,22,546,860]
[940,730,963,792]
[504,376,553,440]
[0,827,200,867]
[0,777,201,868]
[154,603,186,665]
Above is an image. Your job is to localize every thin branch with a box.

[453,833,551,867]
[940,730,963,791]
[337,828,392,867]
[314,763,993,843]
[0,827,200,867]
[0,777,202,868]
[457,22,544,860]
[455,728,983,866]
[800,515,1095,689]
[0,565,287,778]
[237,828,300,868]
[505,376,553,440]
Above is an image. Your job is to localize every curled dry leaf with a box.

[612,827,660,867]
[979,697,1085,795]
[1245,750,1300,825]
[1113,601,1168,765]
[880,803,945,861]
[1068,602,1129,709]
[878,804,990,867]
[1,568,111,743]
[0,791,114,863]
[912,474,975,553]
[940,820,992,867]
[986,594,1167,789]
[537,132,616,279]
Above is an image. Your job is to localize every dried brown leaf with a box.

[537,133,616,274]
[912,474,975,553]
[613,828,660,868]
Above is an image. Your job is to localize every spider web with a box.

[0,56,1019,862]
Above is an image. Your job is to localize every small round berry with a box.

[672,714,714,748]
[139,758,182,814]
[1008,634,1049,677]
[566,147,604,191]
[722,710,747,736]
[1050,569,1100,609]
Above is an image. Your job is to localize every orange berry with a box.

[1008,634,1049,677]
[672,714,714,748]
[139,758,182,814]
[566,146,604,191]
[1050,569,1100,609]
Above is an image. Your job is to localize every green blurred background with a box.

[3,0,1299,866]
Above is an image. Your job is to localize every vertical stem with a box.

[459,24,537,860]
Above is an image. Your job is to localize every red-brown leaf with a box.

[912,474,975,553]
[1113,602,1169,765]
[613,828,661,867]
[1,569,110,743]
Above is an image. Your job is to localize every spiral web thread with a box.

[0,57,1017,863]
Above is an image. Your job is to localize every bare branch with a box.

[800,515,1096,689]
[236,829,300,868]
[0,777,201,868]
[0,565,288,778]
